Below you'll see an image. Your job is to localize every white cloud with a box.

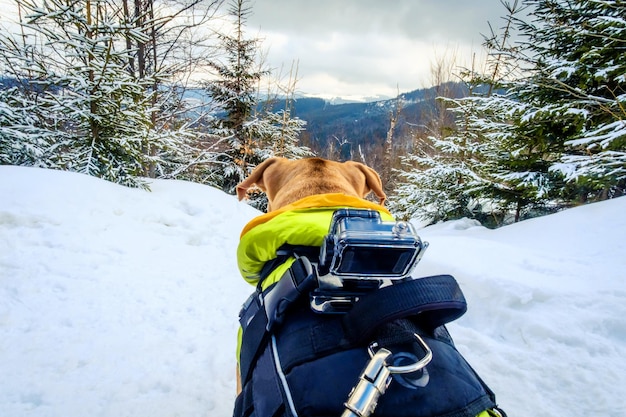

[249,0,506,98]
[260,29,490,98]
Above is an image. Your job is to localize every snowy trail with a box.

[1,166,625,416]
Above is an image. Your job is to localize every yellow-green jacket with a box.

[236,194,391,359]
[235,193,498,417]
[237,193,393,291]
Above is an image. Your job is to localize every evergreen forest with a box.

[1,0,624,227]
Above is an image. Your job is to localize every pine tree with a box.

[0,0,222,187]
[389,3,523,225]
[117,0,226,182]
[205,0,312,208]
[0,0,158,186]
[0,81,58,167]
[256,108,309,159]
[463,1,569,221]
[390,84,504,224]
[475,0,626,210]
[518,0,626,200]
[0,25,67,168]
[393,0,625,226]
[205,0,268,194]
[257,63,312,160]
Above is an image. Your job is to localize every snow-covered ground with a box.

[1,165,625,417]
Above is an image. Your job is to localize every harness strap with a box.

[240,255,317,386]
[275,275,467,373]
[240,264,466,387]
[263,256,317,330]
[342,274,467,345]
[239,298,269,386]
[257,245,320,291]
[233,377,254,417]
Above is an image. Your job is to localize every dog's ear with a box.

[236,157,280,201]
[350,162,387,206]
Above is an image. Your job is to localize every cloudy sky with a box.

[0,0,513,102]
[247,0,510,101]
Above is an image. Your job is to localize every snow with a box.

[1,165,625,417]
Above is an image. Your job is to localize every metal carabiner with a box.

[341,334,433,417]
[341,348,393,417]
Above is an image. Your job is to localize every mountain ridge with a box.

[264,82,470,161]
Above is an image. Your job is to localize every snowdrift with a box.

[1,166,625,417]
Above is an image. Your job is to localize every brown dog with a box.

[236,157,386,211]
[235,157,386,393]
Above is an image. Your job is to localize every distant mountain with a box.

[262,82,471,160]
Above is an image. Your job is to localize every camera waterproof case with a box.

[312,209,428,313]
[319,209,426,279]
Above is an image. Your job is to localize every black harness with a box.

[234,248,502,417]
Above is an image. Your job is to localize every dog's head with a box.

[236,157,386,211]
